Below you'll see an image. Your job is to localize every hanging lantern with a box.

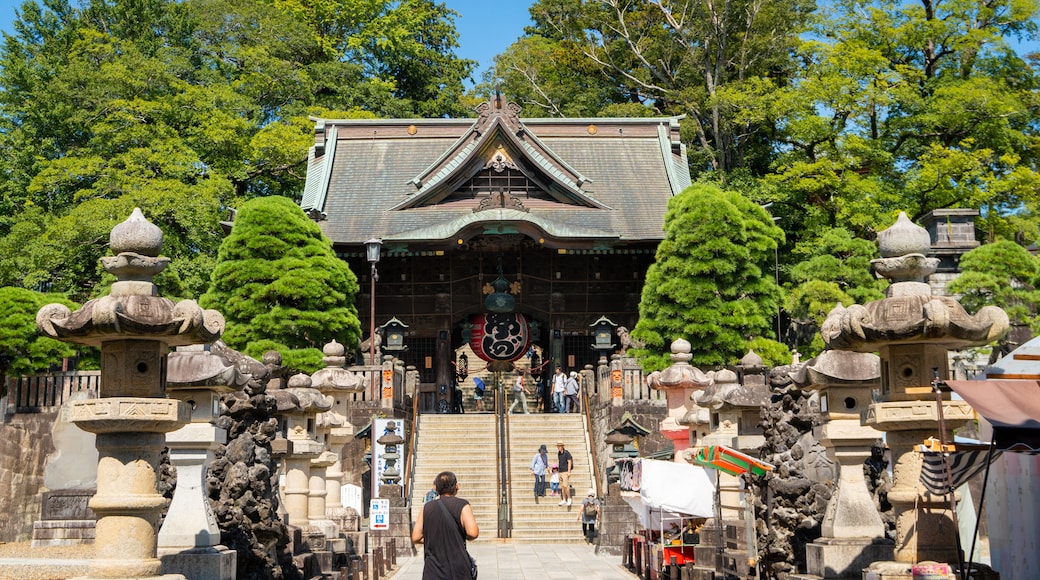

[468,313,531,363]
[456,352,469,381]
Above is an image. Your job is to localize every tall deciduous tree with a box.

[199,196,361,373]
[492,0,814,174]
[631,183,784,370]
[0,287,80,394]
[753,0,1040,248]
[0,0,474,301]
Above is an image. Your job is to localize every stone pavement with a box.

[389,542,638,580]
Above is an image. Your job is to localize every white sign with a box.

[342,484,363,516]
[369,498,390,530]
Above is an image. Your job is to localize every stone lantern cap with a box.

[605,431,633,446]
[647,338,714,391]
[311,340,365,393]
[167,341,266,391]
[36,208,224,348]
[790,350,881,389]
[285,373,332,414]
[694,367,770,410]
[821,296,1009,352]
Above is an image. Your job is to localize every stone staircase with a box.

[408,414,500,540]
[506,414,594,543]
[408,412,596,544]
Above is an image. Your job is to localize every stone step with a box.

[410,411,595,543]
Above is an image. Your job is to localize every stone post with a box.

[310,340,364,532]
[36,208,224,580]
[281,374,330,532]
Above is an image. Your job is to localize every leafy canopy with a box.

[199,196,361,374]
[0,287,82,390]
[0,0,474,302]
[631,183,784,371]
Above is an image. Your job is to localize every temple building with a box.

[299,95,691,411]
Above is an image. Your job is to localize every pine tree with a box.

[631,184,784,370]
[199,196,360,372]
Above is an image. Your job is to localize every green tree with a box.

[751,0,1040,248]
[199,196,361,373]
[0,0,474,301]
[947,239,1040,352]
[785,227,887,355]
[0,287,80,395]
[631,183,784,371]
[492,0,814,174]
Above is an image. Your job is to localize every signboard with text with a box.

[369,499,390,530]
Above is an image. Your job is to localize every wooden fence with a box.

[4,371,101,413]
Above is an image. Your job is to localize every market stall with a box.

[618,458,715,576]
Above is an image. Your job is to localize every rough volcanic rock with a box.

[208,376,301,580]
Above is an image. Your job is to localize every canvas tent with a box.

[620,458,715,528]
[921,376,1040,579]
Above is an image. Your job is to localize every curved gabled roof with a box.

[394,96,608,211]
[385,208,618,244]
[300,96,691,248]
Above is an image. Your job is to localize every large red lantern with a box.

[469,313,531,363]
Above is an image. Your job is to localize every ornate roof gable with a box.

[392,94,610,211]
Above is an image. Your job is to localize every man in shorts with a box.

[556,441,573,506]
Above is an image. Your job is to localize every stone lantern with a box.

[281,373,331,530]
[36,208,224,580]
[310,340,365,530]
[821,212,1009,572]
[159,342,263,578]
[646,339,713,457]
[792,349,893,578]
[376,421,405,487]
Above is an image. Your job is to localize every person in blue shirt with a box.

[530,444,549,499]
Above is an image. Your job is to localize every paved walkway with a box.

[389,542,637,580]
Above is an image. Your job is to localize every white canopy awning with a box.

[621,458,715,526]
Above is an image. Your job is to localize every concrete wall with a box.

[0,408,56,542]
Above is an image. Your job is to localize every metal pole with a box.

[964,439,998,580]
[933,370,965,576]
[370,263,377,399]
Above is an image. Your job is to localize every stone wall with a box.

[590,398,669,555]
[0,409,57,542]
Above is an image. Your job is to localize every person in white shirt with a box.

[551,367,567,413]
[509,371,530,414]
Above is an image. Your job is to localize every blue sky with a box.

[0,0,533,77]
[0,1,1031,76]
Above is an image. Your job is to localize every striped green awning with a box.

[689,445,773,477]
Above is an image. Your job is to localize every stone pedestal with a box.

[158,423,235,580]
[867,403,973,565]
[284,444,323,527]
[73,399,190,580]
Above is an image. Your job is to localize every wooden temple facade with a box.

[300,95,691,411]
